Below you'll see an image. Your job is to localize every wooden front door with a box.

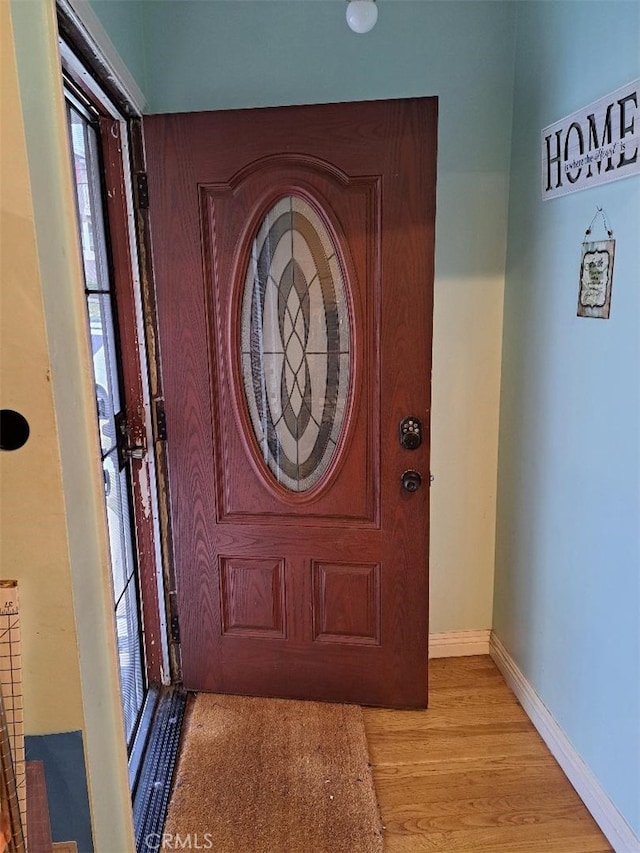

[144,98,437,708]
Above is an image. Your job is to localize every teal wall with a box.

[91,0,516,286]
[90,0,148,95]
[494,0,640,838]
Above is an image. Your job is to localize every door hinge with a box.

[170,612,180,644]
[154,398,168,441]
[135,172,149,210]
[114,410,146,469]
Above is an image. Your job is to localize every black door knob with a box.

[401,470,422,492]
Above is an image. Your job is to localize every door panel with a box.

[312,561,380,645]
[144,98,437,708]
[205,159,378,523]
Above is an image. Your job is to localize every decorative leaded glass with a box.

[241,196,351,492]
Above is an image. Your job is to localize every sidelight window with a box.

[67,100,146,745]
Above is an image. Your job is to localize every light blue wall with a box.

[136,0,515,272]
[494,0,640,838]
[90,0,148,96]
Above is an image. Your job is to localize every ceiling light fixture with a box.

[346,0,378,34]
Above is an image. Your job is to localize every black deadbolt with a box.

[399,416,422,450]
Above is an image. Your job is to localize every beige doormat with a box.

[162,693,384,853]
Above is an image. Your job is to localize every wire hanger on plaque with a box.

[584,206,614,240]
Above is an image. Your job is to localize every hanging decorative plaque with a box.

[577,208,615,319]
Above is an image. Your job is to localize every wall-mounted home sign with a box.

[577,209,615,319]
[542,79,639,200]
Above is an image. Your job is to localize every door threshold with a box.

[129,686,160,793]
[132,686,187,852]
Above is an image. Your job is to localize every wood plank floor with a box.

[363,656,613,852]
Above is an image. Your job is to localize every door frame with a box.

[57,14,173,690]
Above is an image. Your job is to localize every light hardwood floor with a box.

[363,656,613,852]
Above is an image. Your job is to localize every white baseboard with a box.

[428,629,491,658]
[490,632,640,853]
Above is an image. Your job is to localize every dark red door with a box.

[144,98,437,707]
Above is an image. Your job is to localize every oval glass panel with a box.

[240,196,351,493]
